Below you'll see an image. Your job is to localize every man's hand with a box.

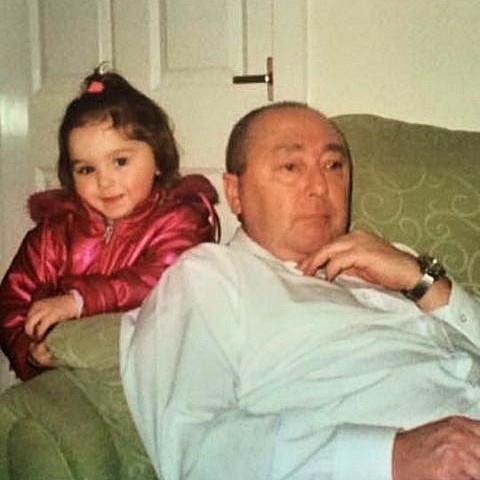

[298,230,421,288]
[25,294,78,341]
[393,416,480,480]
[297,229,451,311]
[27,339,54,368]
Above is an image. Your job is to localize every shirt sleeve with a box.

[432,280,480,346]
[120,246,399,480]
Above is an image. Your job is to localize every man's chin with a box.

[298,231,339,254]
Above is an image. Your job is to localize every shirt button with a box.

[459,314,468,324]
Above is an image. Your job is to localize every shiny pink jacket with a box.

[0,174,219,380]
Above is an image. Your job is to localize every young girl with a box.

[0,66,219,381]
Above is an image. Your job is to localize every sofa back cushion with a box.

[332,114,480,295]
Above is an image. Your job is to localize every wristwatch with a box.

[402,254,446,302]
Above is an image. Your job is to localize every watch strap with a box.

[401,273,435,302]
[401,255,445,302]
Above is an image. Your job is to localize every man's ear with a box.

[223,173,242,216]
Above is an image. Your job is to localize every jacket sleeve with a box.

[58,200,218,316]
[0,226,58,380]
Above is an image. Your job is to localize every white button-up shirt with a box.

[121,228,480,480]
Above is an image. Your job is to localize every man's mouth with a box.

[297,213,329,222]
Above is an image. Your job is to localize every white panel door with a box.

[112,0,307,170]
[1,0,308,272]
[145,0,276,169]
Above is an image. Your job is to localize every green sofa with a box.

[0,114,479,480]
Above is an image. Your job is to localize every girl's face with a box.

[68,120,159,220]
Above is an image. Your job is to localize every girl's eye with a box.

[115,156,128,167]
[74,165,95,176]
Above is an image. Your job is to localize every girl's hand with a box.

[27,340,54,368]
[25,294,78,341]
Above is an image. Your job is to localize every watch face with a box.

[419,255,446,279]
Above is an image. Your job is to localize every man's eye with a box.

[325,159,345,171]
[74,165,94,175]
[283,162,297,172]
[115,156,128,167]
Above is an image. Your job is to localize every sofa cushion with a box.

[0,316,157,480]
[332,114,480,295]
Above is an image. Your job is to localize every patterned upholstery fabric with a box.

[333,114,480,296]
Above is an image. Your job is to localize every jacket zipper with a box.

[104,218,114,244]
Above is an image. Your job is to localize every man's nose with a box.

[306,167,327,196]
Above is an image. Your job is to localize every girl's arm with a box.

[0,226,58,380]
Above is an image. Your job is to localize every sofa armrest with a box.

[46,313,122,370]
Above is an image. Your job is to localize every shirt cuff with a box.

[69,289,84,318]
[434,280,480,340]
[334,424,398,480]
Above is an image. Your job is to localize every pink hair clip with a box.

[87,80,104,93]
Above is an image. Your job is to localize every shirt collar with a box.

[228,227,301,274]
[227,227,361,283]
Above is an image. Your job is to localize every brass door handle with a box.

[233,57,273,100]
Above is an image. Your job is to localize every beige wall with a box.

[307,0,480,130]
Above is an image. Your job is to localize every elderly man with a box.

[121,102,480,480]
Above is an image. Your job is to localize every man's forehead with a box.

[252,108,337,137]
[253,109,343,143]
[271,141,347,155]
